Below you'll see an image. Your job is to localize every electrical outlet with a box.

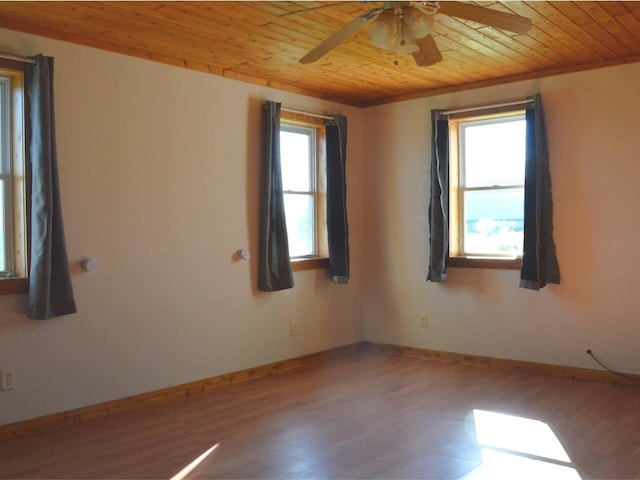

[289,321,298,336]
[420,315,428,328]
[0,368,15,391]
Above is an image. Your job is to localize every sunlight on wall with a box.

[462,410,582,480]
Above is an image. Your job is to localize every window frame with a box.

[279,111,329,272]
[446,106,525,270]
[0,59,29,294]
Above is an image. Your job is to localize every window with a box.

[0,60,28,294]
[448,107,525,269]
[279,111,328,271]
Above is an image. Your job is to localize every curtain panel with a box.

[25,54,77,319]
[257,101,294,291]
[427,95,559,289]
[325,115,350,284]
[519,94,560,290]
[427,109,449,282]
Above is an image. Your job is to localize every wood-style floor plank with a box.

[1,350,640,479]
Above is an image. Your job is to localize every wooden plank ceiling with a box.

[0,1,638,106]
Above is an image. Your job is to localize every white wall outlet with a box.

[420,315,428,328]
[0,368,15,391]
[289,321,298,336]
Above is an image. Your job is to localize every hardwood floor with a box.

[1,349,640,479]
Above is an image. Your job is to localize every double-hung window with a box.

[0,60,28,293]
[448,108,525,268]
[279,112,328,271]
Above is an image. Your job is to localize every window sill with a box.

[0,277,29,295]
[447,257,522,270]
[291,257,329,272]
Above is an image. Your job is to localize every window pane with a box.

[0,78,7,271]
[464,188,523,256]
[462,118,525,187]
[0,79,6,175]
[0,180,5,271]
[280,130,311,192]
[283,193,314,257]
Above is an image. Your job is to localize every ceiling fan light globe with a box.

[369,22,394,50]
[368,9,396,51]
[404,7,434,39]
[411,14,435,39]
[394,35,420,54]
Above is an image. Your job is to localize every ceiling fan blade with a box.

[300,7,384,64]
[412,34,443,66]
[438,1,532,34]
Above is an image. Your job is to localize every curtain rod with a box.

[0,52,36,64]
[441,98,534,116]
[281,107,334,121]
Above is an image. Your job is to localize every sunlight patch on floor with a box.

[460,410,582,480]
[462,448,582,480]
[170,443,219,480]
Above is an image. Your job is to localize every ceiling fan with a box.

[297,1,533,67]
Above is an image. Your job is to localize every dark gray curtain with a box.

[520,94,560,290]
[25,54,77,319]
[427,109,449,282]
[326,115,349,284]
[258,101,294,291]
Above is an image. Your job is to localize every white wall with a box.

[0,29,365,426]
[362,62,640,374]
